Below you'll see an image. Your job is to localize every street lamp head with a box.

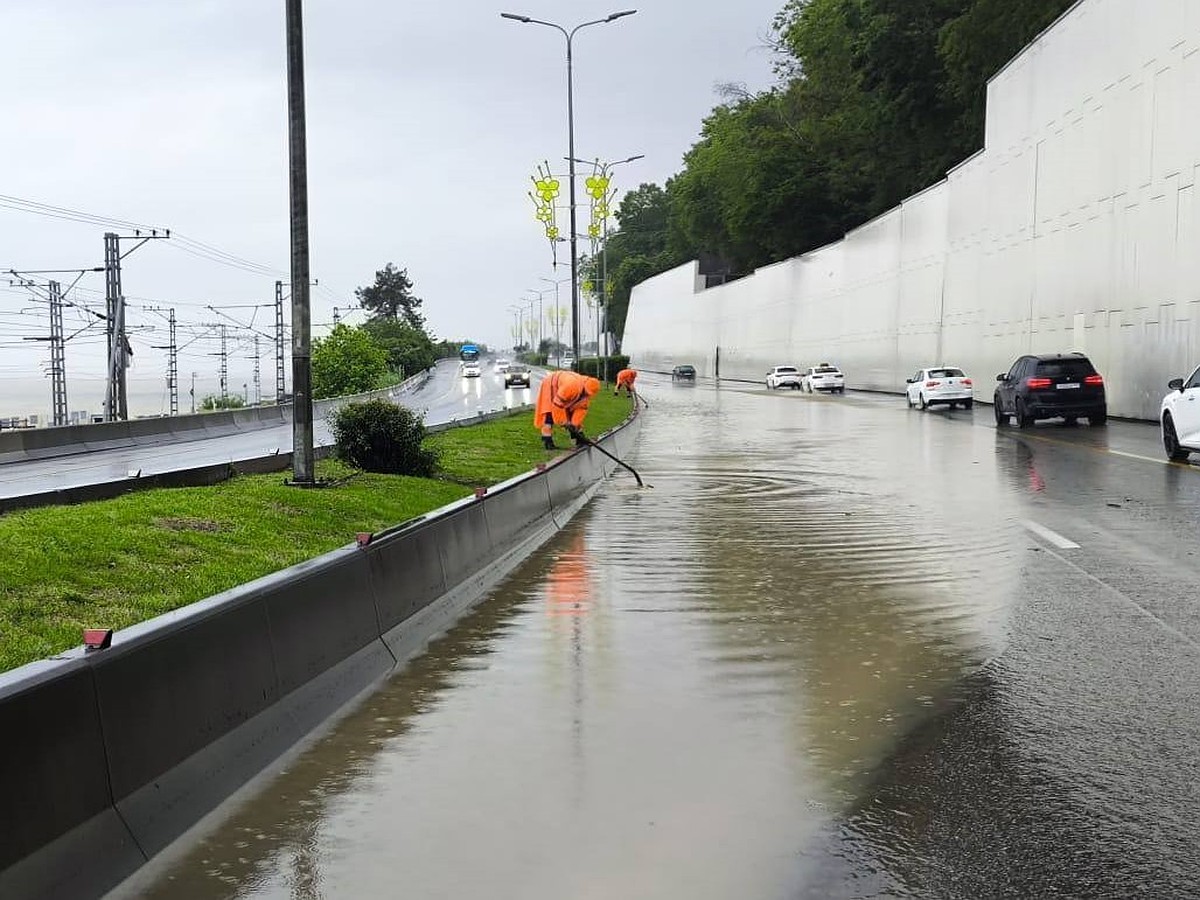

[619,154,646,164]
[605,9,637,21]
[500,12,532,22]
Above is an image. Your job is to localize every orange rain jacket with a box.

[535,370,601,430]
[615,368,637,390]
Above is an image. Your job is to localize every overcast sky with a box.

[0,0,783,417]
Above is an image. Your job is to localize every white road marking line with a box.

[1022,519,1081,550]
[1107,448,1170,466]
[1039,544,1200,653]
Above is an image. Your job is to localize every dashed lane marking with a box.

[1022,519,1081,550]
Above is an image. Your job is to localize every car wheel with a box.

[905,392,913,408]
[918,393,927,411]
[1090,411,1107,427]
[993,396,1008,427]
[1016,398,1034,429]
[964,399,974,411]
[1163,415,1190,461]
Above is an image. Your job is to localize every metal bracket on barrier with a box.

[355,532,373,548]
[474,487,487,500]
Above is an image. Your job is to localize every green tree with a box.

[200,394,246,411]
[356,263,425,329]
[362,317,437,376]
[938,0,1077,149]
[311,324,389,399]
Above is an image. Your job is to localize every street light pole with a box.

[501,9,638,365]
[567,153,643,382]
[286,0,315,484]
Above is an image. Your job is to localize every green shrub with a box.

[330,399,437,475]
[572,355,630,379]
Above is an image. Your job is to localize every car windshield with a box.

[928,368,964,378]
[1036,359,1095,378]
[677,366,694,374]
[814,367,839,374]
[509,365,528,373]
[775,367,798,374]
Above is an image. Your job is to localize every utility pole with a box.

[275,279,287,403]
[103,230,169,420]
[286,0,316,484]
[148,306,179,416]
[167,308,178,415]
[219,324,228,399]
[103,232,128,421]
[332,307,340,325]
[48,280,68,426]
[190,371,197,414]
[253,334,262,405]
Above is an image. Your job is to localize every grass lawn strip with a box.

[0,392,632,674]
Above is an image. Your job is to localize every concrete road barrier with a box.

[0,403,640,899]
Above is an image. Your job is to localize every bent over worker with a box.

[614,368,637,398]
[534,370,601,450]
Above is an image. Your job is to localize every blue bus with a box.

[459,343,480,362]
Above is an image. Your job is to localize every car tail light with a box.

[1027,377,1052,389]
[962,378,972,386]
[1085,374,1104,386]
[925,380,941,388]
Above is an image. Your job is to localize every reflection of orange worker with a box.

[614,368,637,397]
[535,370,601,450]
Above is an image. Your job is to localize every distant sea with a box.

[0,373,254,424]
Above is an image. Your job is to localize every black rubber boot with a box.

[542,436,556,450]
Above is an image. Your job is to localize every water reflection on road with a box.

[120,378,1031,899]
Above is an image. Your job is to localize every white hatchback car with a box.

[803,364,845,393]
[462,362,482,378]
[905,366,974,410]
[1161,364,1200,460]
[766,365,804,390]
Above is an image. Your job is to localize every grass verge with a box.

[0,391,632,674]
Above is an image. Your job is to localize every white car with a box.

[461,362,481,378]
[1161,364,1200,460]
[766,365,804,390]
[495,358,510,373]
[905,366,974,410]
[803,364,845,394]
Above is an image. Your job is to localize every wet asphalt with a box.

[0,358,537,501]
[112,375,1200,899]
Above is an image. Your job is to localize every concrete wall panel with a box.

[367,524,449,633]
[0,662,119,873]
[93,597,280,802]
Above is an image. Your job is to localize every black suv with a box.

[994,352,1107,428]
[671,365,696,382]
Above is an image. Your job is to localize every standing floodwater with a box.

[115,378,1200,898]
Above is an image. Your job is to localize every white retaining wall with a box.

[623,0,1200,420]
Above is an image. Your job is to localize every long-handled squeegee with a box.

[583,437,645,487]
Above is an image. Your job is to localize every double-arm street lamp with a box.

[569,153,643,370]
[500,9,638,364]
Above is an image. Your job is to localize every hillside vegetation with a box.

[605,0,1076,338]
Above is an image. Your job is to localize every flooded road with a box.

[116,377,1200,899]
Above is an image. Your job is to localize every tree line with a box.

[601,0,1076,341]
[310,263,482,400]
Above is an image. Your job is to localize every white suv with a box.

[905,366,974,410]
[1161,364,1200,460]
[803,364,845,394]
[766,365,803,390]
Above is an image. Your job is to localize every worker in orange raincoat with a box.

[535,370,601,449]
[614,368,637,398]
